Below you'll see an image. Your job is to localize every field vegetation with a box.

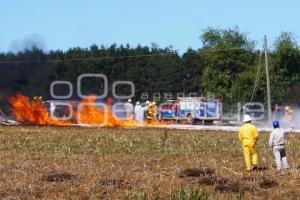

[0,126,300,199]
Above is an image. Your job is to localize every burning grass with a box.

[0,126,300,199]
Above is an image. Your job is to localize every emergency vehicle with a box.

[159,97,223,124]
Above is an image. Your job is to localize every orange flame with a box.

[8,94,163,127]
[8,94,70,125]
[75,96,140,127]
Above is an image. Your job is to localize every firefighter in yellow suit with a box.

[146,102,154,120]
[239,114,259,171]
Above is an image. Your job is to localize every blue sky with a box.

[0,0,299,53]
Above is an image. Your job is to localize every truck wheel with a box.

[186,114,194,124]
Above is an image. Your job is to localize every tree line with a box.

[1,27,300,112]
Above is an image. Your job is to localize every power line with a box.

[0,53,176,64]
[0,47,251,64]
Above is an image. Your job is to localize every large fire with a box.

[75,96,140,127]
[8,94,160,127]
[8,94,71,125]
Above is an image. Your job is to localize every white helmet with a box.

[243,114,252,123]
[128,99,132,103]
[285,106,290,111]
[136,101,140,105]
[146,100,150,104]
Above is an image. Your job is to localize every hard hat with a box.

[136,101,140,105]
[272,120,280,128]
[285,106,291,111]
[146,100,150,104]
[152,101,156,105]
[128,99,132,103]
[243,114,252,123]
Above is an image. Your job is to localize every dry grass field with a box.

[0,126,300,199]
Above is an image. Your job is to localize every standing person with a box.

[134,101,140,119]
[239,114,259,171]
[49,102,56,117]
[134,101,143,123]
[269,121,292,171]
[282,106,294,128]
[124,99,134,120]
[142,101,150,120]
[146,102,157,120]
[152,101,158,120]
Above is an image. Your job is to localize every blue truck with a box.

[159,97,223,124]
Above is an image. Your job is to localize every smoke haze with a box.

[9,34,46,53]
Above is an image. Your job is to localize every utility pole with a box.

[264,35,272,124]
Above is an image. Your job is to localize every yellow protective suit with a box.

[146,105,155,120]
[239,123,258,171]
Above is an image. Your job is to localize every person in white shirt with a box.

[124,99,134,120]
[134,101,143,123]
[50,102,56,117]
[269,120,293,171]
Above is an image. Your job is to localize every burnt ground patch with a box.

[180,167,232,188]
[179,168,215,177]
[186,176,229,186]
[91,179,132,190]
[42,171,76,182]
[99,179,125,188]
[180,167,258,193]
[194,176,218,185]
[259,177,278,189]
[252,166,268,171]
[215,181,254,193]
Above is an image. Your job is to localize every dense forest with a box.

[1,27,300,111]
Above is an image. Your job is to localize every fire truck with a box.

[158,97,223,124]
